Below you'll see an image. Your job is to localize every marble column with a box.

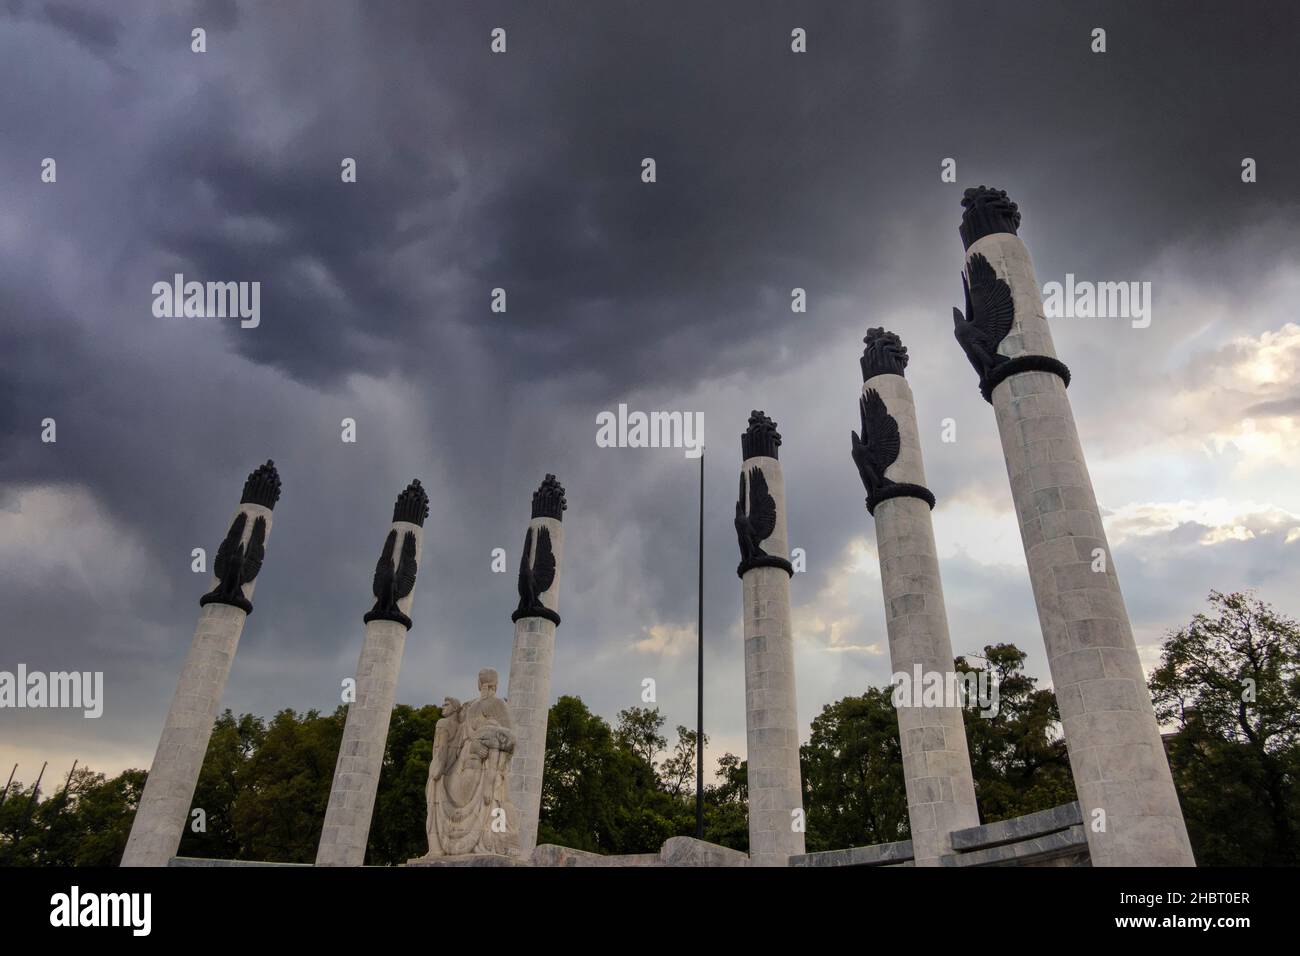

[505,474,567,856]
[122,460,282,867]
[316,479,429,866]
[952,186,1194,866]
[735,412,806,866]
[851,329,981,865]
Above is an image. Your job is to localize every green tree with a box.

[1,767,146,866]
[712,752,746,805]
[367,703,441,865]
[613,706,667,770]
[799,687,909,851]
[0,773,49,865]
[540,695,649,852]
[177,709,264,860]
[1149,591,1300,865]
[229,707,343,862]
[660,725,706,798]
[68,768,148,866]
[701,753,748,851]
[956,643,1076,822]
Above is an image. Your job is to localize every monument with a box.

[734,412,806,866]
[505,474,567,856]
[951,185,1194,866]
[850,329,981,865]
[122,460,281,867]
[411,668,520,861]
[316,479,429,866]
[122,185,1204,872]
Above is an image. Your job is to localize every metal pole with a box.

[0,763,16,807]
[695,447,705,839]
[38,761,78,865]
[10,761,46,862]
[57,761,77,799]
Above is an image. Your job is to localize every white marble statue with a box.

[419,668,520,858]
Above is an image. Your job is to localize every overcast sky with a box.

[2,0,1298,794]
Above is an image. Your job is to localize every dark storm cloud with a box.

[40,1,121,55]
[2,0,1298,777]
[46,0,1293,394]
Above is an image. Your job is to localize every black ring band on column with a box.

[364,608,414,630]
[200,593,254,615]
[511,607,561,626]
[736,555,795,579]
[866,482,936,516]
[981,355,1072,402]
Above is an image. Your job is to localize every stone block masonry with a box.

[506,475,567,856]
[955,187,1194,866]
[735,412,806,866]
[852,332,981,865]
[317,480,429,866]
[122,461,281,867]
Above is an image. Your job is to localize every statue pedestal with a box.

[405,853,526,867]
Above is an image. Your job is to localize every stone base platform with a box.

[405,853,526,867]
[171,806,1090,868]
[789,801,1089,868]
[403,837,749,868]
[531,836,749,867]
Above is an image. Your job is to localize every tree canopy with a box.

[1149,590,1300,865]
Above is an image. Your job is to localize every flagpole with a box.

[695,446,705,839]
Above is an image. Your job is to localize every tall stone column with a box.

[505,474,566,856]
[951,186,1194,866]
[850,329,981,865]
[316,480,429,867]
[122,460,282,867]
[734,412,806,866]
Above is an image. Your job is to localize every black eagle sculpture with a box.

[953,251,1015,394]
[364,529,418,629]
[850,388,900,506]
[734,466,777,566]
[200,511,267,614]
[514,525,558,623]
